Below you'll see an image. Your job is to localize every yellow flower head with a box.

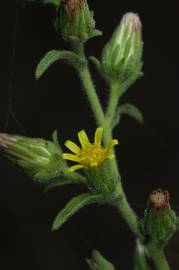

[62,127,118,172]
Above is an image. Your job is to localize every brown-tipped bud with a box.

[121,12,142,32]
[143,188,177,247]
[55,0,102,42]
[148,188,170,209]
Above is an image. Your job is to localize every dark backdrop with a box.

[0,0,179,269]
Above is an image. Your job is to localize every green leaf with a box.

[89,56,102,75]
[91,29,103,39]
[87,250,115,270]
[51,130,68,168]
[44,177,76,192]
[119,103,144,124]
[52,130,62,153]
[44,171,87,192]
[111,103,143,130]
[52,193,106,231]
[35,50,85,79]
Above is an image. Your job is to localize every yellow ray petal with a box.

[62,153,81,162]
[94,127,103,145]
[68,164,84,172]
[65,140,81,154]
[78,130,90,148]
[107,139,119,150]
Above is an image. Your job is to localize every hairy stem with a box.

[113,190,144,241]
[106,81,122,128]
[72,42,106,129]
[78,66,106,128]
[147,243,170,270]
[105,78,137,131]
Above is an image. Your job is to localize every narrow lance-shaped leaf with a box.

[119,103,144,124]
[111,102,144,130]
[35,50,85,79]
[52,193,107,231]
[87,250,115,270]
[44,171,87,192]
[44,178,76,192]
[52,130,63,153]
[89,56,102,75]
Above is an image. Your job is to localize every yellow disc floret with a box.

[62,127,118,172]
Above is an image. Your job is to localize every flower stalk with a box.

[105,80,123,130]
[147,243,170,270]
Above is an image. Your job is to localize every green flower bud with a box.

[101,12,143,83]
[0,133,64,182]
[55,0,102,42]
[143,189,177,247]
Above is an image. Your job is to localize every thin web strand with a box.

[4,0,18,131]
[5,0,27,135]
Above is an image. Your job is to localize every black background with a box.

[0,0,179,269]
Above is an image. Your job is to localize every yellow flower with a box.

[62,127,118,172]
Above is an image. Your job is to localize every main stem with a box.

[113,189,144,241]
[73,42,171,269]
[79,67,106,128]
[115,199,143,241]
[72,42,171,270]
[73,42,106,129]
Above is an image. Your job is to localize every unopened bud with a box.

[102,12,143,83]
[55,0,102,42]
[143,189,177,246]
[0,133,63,182]
[149,188,170,209]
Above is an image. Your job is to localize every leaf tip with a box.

[51,222,58,231]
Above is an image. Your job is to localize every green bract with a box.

[85,160,120,195]
[101,12,143,83]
